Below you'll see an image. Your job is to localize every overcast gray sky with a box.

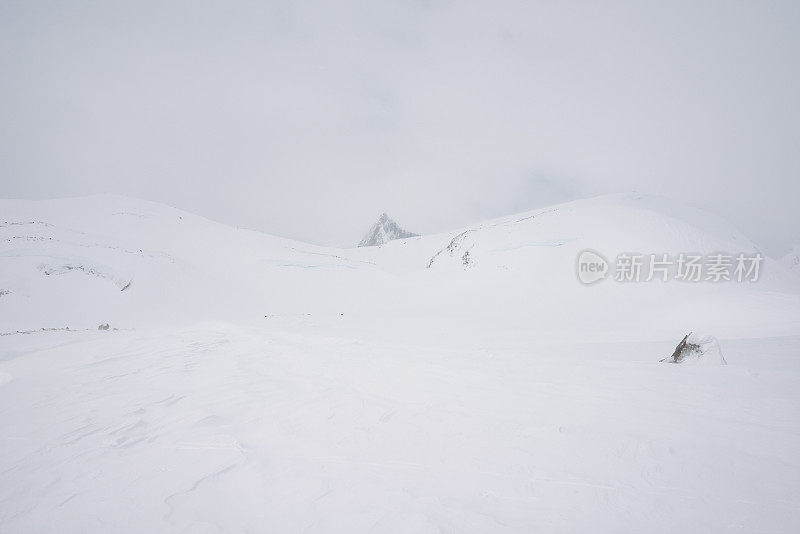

[1,1,798,253]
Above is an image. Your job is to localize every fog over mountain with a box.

[1,1,798,254]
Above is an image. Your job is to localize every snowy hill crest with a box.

[357,213,419,247]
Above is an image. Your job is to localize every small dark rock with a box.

[667,332,701,363]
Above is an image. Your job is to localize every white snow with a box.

[1,193,799,532]
[781,245,800,273]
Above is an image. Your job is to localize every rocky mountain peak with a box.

[357,213,419,247]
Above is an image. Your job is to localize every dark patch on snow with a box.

[665,333,702,363]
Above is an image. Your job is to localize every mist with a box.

[1,1,798,253]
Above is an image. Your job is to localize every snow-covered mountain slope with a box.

[357,213,419,247]
[352,193,800,342]
[355,193,772,274]
[0,195,390,332]
[2,193,800,532]
[1,193,798,341]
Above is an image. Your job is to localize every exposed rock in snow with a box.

[38,261,133,291]
[357,213,419,247]
[427,229,477,268]
[663,332,726,365]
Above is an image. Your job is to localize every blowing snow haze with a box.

[1,1,799,254]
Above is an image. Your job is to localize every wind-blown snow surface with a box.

[2,194,800,532]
